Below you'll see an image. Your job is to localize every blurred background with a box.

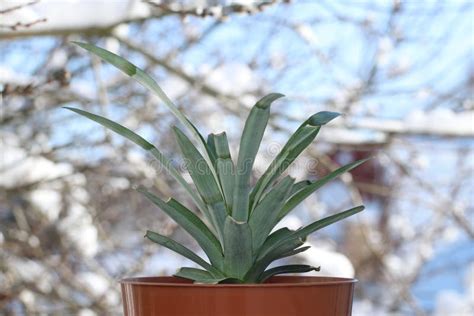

[1,0,473,315]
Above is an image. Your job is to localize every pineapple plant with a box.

[66,42,368,284]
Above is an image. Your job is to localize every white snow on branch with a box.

[0,142,72,189]
[0,65,33,85]
[296,245,355,278]
[321,127,388,145]
[273,215,355,278]
[1,137,99,256]
[319,108,473,145]
[205,62,257,96]
[433,263,474,316]
[347,109,474,138]
[0,0,150,35]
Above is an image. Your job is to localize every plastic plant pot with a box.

[120,276,356,316]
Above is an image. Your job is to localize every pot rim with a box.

[119,275,358,288]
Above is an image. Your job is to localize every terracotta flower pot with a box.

[120,276,356,316]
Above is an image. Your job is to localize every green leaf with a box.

[289,180,312,197]
[206,133,218,167]
[145,230,217,273]
[232,93,284,221]
[256,227,294,260]
[291,205,365,241]
[214,132,235,212]
[259,205,364,271]
[249,176,295,253]
[63,107,208,217]
[250,111,341,210]
[277,246,311,260]
[306,111,341,125]
[278,158,369,222]
[223,216,253,280]
[72,42,218,184]
[261,236,306,264]
[185,119,218,177]
[250,127,317,209]
[245,235,305,283]
[64,107,152,148]
[174,267,226,283]
[72,42,185,131]
[246,228,306,283]
[173,126,227,243]
[137,187,223,269]
[173,127,222,205]
[258,265,320,283]
[252,205,364,280]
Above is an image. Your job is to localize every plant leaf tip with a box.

[134,185,145,192]
[255,93,285,109]
[71,41,90,50]
[308,111,341,126]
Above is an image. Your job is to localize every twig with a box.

[0,0,39,15]
[0,18,47,31]
[145,0,281,19]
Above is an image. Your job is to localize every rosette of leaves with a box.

[65,42,368,284]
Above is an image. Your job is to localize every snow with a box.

[352,299,388,316]
[274,214,303,231]
[434,291,472,316]
[1,137,99,256]
[346,109,474,138]
[388,214,416,240]
[405,108,474,136]
[8,257,53,293]
[0,65,33,85]
[321,127,388,145]
[316,108,474,145]
[384,253,420,278]
[76,271,119,307]
[143,250,190,276]
[387,55,412,77]
[58,204,99,257]
[0,0,151,35]
[29,189,62,221]
[295,24,319,46]
[441,226,462,243]
[467,263,474,298]
[416,88,432,100]
[376,36,394,67]
[78,272,110,297]
[433,263,474,316]
[205,63,257,96]
[107,177,131,191]
[19,290,36,308]
[159,75,190,101]
[0,143,72,188]
[78,309,97,316]
[270,52,286,70]
[268,197,355,278]
[296,243,355,278]
[49,49,68,68]
[179,62,262,132]
[127,151,158,178]
[316,107,474,145]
